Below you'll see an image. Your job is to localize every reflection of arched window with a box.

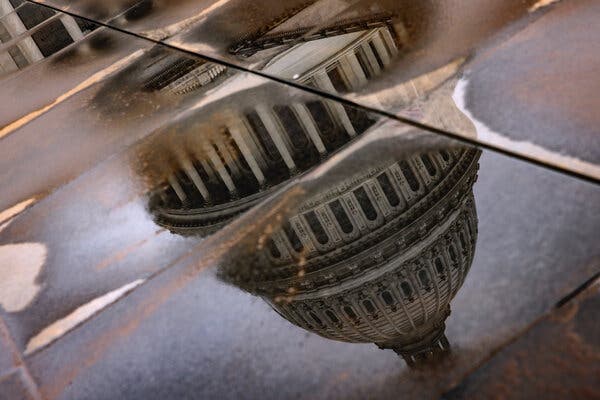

[459,231,468,251]
[353,187,377,221]
[448,244,458,264]
[295,307,314,329]
[377,173,400,207]
[325,310,340,324]
[268,239,281,258]
[466,218,474,239]
[282,222,303,252]
[381,291,395,306]
[343,306,359,323]
[400,281,413,299]
[440,150,451,162]
[399,161,420,192]
[420,154,437,177]
[418,269,431,290]
[309,312,325,329]
[329,200,353,234]
[434,258,445,277]
[304,211,329,245]
[362,299,376,314]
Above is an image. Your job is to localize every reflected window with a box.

[273,106,309,149]
[420,154,437,177]
[362,299,376,314]
[245,111,281,161]
[400,281,413,299]
[326,65,347,93]
[325,310,340,324]
[459,231,468,250]
[399,161,420,192]
[440,150,451,162]
[377,173,400,207]
[381,291,395,306]
[343,105,376,134]
[329,200,353,234]
[304,211,329,245]
[353,187,377,221]
[309,312,325,328]
[355,48,373,79]
[448,244,458,264]
[305,101,338,142]
[282,222,304,253]
[268,239,281,258]
[368,41,384,69]
[434,258,445,277]
[418,269,431,290]
[343,306,359,323]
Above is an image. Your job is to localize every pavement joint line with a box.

[555,271,600,308]
[0,314,43,399]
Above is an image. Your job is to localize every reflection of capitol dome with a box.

[221,146,480,366]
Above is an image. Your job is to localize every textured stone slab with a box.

[443,278,600,400]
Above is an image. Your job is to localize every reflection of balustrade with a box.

[164,63,227,95]
[230,14,397,57]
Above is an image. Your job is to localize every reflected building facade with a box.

[0,0,95,76]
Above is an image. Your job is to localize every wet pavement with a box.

[0,1,599,399]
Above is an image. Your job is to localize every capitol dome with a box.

[221,145,481,366]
